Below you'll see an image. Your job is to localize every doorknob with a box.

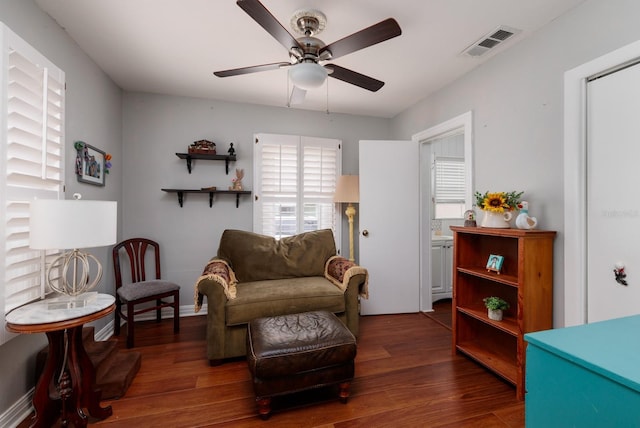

[362,230,369,237]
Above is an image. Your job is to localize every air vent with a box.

[461,25,521,57]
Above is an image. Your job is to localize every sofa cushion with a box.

[225,277,345,326]
[217,229,336,282]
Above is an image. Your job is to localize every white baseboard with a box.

[117,303,206,323]
[0,389,33,428]
[96,303,205,339]
[0,304,205,427]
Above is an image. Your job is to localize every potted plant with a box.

[483,296,510,321]
[474,191,523,228]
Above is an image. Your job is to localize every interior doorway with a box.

[564,39,640,326]
[413,111,473,313]
[585,61,640,323]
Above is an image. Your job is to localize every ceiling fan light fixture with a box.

[288,62,327,90]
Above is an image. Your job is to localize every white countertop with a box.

[432,234,453,241]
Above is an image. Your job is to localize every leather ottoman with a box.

[246,310,357,419]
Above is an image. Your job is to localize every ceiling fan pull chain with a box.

[326,78,330,115]
[286,74,291,108]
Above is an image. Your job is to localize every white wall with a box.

[0,0,123,419]
[390,0,640,326]
[122,93,391,307]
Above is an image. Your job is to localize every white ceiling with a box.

[35,0,585,118]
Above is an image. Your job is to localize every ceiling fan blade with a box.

[236,0,303,52]
[289,85,307,106]
[325,64,384,92]
[320,18,401,60]
[214,62,291,77]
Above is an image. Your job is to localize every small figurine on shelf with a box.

[189,139,216,154]
[464,209,477,227]
[230,168,244,191]
[228,143,236,157]
[515,201,538,230]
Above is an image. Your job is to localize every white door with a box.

[359,140,420,315]
[586,62,640,323]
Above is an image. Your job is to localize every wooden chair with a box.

[112,238,180,348]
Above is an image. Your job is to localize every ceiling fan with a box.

[214,0,402,102]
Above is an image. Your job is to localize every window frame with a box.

[1,23,65,345]
[253,133,342,243]
[433,156,466,219]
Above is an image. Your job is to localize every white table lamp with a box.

[30,195,117,296]
[334,175,359,262]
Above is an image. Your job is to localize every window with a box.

[433,157,465,219]
[253,133,341,239]
[0,24,65,344]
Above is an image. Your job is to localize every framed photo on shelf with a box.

[76,143,105,186]
[486,254,504,274]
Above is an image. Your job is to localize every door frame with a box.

[412,111,473,312]
[564,39,640,326]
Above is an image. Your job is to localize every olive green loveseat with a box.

[194,229,368,365]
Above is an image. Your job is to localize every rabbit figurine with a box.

[231,168,244,190]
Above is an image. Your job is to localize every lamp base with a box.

[47,292,99,310]
[345,203,356,262]
[47,249,103,296]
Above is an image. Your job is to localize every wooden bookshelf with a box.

[450,226,556,400]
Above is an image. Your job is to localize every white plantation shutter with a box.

[256,135,299,237]
[1,24,65,344]
[302,140,338,232]
[434,157,465,219]
[254,134,341,239]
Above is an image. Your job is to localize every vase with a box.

[480,210,512,228]
[488,309,503,321]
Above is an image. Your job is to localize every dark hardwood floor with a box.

[424,298,453,330]
[21,301,524,427]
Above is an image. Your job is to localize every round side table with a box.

[6,293,115,428]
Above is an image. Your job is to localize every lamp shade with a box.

[334,175,360,203]
[288,62,327,90]
[30,199,117,250]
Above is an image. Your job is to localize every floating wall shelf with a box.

[161,189,251,208]
[175,153,237,174]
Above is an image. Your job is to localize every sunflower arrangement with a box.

[475,191,523,213]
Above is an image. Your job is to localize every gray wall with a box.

[390,0,640,326]
[122,92,391,304]
[0,0,122,417]
[4,0,640,420]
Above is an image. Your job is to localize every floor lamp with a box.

[334,175,359,262]
[30,195,117,298]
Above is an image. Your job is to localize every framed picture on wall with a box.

[76,142,105,186]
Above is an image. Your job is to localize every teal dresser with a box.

[525,316,640,427]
